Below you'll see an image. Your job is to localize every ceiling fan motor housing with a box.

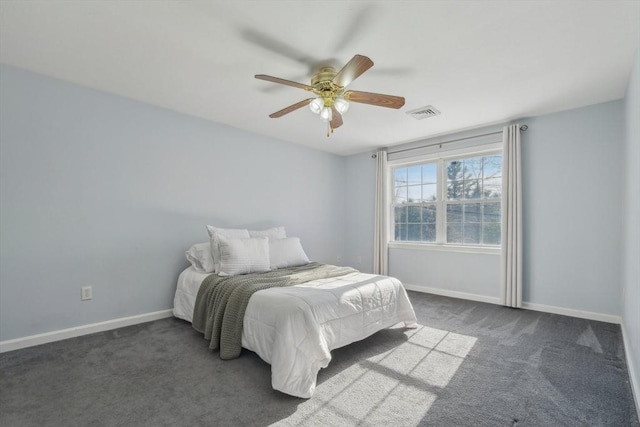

[311,67,342,106]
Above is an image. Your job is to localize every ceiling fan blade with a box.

[330,106,343,129]
[242,29,318,68]
[344,90,405,109]
[269,98,314,118]
[255,75,313,91]
[332,55,374,88]
[331,5,375,54]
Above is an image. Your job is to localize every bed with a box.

[173,264,417,398]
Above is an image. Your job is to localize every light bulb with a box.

[334,98,350,114]
[320,106,332,122]
[309,98,324,114]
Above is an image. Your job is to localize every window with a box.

[393,163,438,242]
[392,151,502,247]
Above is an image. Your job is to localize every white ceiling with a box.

[1,1,639,156]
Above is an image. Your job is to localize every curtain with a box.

[373,150,388,275]
[501,124,523,307]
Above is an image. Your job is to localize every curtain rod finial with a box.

[520,125,528,132]
[371,154,377,159]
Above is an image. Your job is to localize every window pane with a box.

[394,168,407,186]
[422,184,437,201]
[447,223,462,243]
[447,161,464,181]
[422,204,437,223]
[464,178,482,199]
[464,203,481,222]
[421,224,436,242]
[407,166,422,185]
[482,223,501,245]
[407,206,421,223]
[408,224,422,241]
[394,186,407,204]
[483,155,502,178]
[395,224,407,241]
[395,206,407,223]
[447,180,464,200]
[463,223,481,244]
[446,204,462,222]
[483,177,501,199]
[422,164,437,184]
[408,185,421,203]
[464,157,482,179]
[483,202,501,223]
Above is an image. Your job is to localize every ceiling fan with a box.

[255,55,405,137]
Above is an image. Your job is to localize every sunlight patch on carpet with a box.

[273,324,478,426]
[576,324,603,354]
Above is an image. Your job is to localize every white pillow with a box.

[217,236,271,276]
[249,226,286,240]
[269,237,310,270]
[206,225,250,273]
[185,242,215,273]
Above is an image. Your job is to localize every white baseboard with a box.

[404,284,622,324]
[621,323,640,421]
[403,283,501,305]
[0,309,174,354]
[521,302,622,324]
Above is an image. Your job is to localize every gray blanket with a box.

[192,262,358,360]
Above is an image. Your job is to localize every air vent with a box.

[407,105,441,120]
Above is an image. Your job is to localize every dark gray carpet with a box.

[1,292,638,426]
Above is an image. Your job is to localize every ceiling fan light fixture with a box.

[320,106,332,122]
[334,97,349,114]
[309,98,324,114]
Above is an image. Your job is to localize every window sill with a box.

[388,241,501,255]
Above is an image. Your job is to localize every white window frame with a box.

[387,142,502,254]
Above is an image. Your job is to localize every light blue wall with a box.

[1,59,635,344]
[344,100,626,317]
[0,65,345,341]
[522,100,624,315]
[622,45,640,403]
[344,152,376,273]
[389,248,500,299]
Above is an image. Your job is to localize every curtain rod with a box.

[375,125,528,158]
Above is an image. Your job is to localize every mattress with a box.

[173,266,417,398]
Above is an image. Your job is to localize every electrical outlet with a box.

[336,255,342,265]
[356,256,363,265]
[81,286,92,301]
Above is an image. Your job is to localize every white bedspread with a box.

[173,266,417,398]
